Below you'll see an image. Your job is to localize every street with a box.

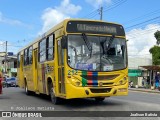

[0,87,160,120]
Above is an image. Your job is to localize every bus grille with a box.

[90,88,112,93]
[103,82,114,85]
[81,75,119,81]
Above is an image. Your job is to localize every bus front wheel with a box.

[50,84,61,105]
[95,97,105,102]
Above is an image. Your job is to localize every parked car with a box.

[6,77,18,87]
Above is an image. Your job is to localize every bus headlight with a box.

[71,79,81,87]
[75,81,81,86]
[123,77,127,81]
[118,77,127,85]
[119,80,123,85]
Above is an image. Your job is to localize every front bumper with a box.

[65,82,128,99]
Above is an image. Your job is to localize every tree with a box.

[154,30,160,45]
[149,31,160,65]
[149,46,160,65]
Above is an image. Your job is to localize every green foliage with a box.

[154,31,160,45]
[149,46,160,65]
[149,31,160,65]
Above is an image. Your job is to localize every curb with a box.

[129,88,160,94]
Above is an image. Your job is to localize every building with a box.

[0,54,17,77]
[128,57,152,87]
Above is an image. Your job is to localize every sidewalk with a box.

[129,88,160,94]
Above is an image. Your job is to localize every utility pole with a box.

[99,6,103,20]
[5,41,7,73]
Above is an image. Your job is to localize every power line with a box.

[127,23,160,34]
[122,9,160,25]
[126,19,160,30]
[127,25,160,39]
[103,0,127,12]
[103,0,125,9]
[81,0,127,20]
[125,16,160,30]
[0,42,23,48]
[101,0,127,20]
[86,12,99,19]
[81,9,98,19]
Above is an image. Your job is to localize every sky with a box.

[0,0,160,59]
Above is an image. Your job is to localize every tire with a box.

[95,97,105,102]
[25,82,31,95]
[50,84,61,105]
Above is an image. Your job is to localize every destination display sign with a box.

[66,21,125,36]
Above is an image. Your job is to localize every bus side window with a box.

[24,49,28,65]
[28,46,33,64]
[39,39,46,62]
[46,34,54,60]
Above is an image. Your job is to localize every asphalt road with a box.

[0,87,160,120]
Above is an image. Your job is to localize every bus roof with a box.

[18,18,124,53]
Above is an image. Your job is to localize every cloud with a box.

[126,24,160,58]
[86,0,112,8]
[56,0,81,15]
[0,11,31,28]
[0,11,21,26]
[39,0,81,35]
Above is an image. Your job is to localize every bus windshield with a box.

[67,35,127,71]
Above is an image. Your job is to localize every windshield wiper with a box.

[106,35,115,52]
[101,35,115,55]
[81,33,92,58]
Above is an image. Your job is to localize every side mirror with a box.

[61,36,67,49]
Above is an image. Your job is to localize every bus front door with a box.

[57,40,66,94]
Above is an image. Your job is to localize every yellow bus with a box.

[17,19,128,104]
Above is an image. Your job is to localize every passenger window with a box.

[28,46,33,64]
[46,34,54,60]
[24,49,28,65]
[39,39,46,62]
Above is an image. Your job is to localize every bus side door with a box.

[57,39,66,95]
[33,48,38,92]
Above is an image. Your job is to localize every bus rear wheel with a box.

[50,84,61,105]
[95,97,105,102]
